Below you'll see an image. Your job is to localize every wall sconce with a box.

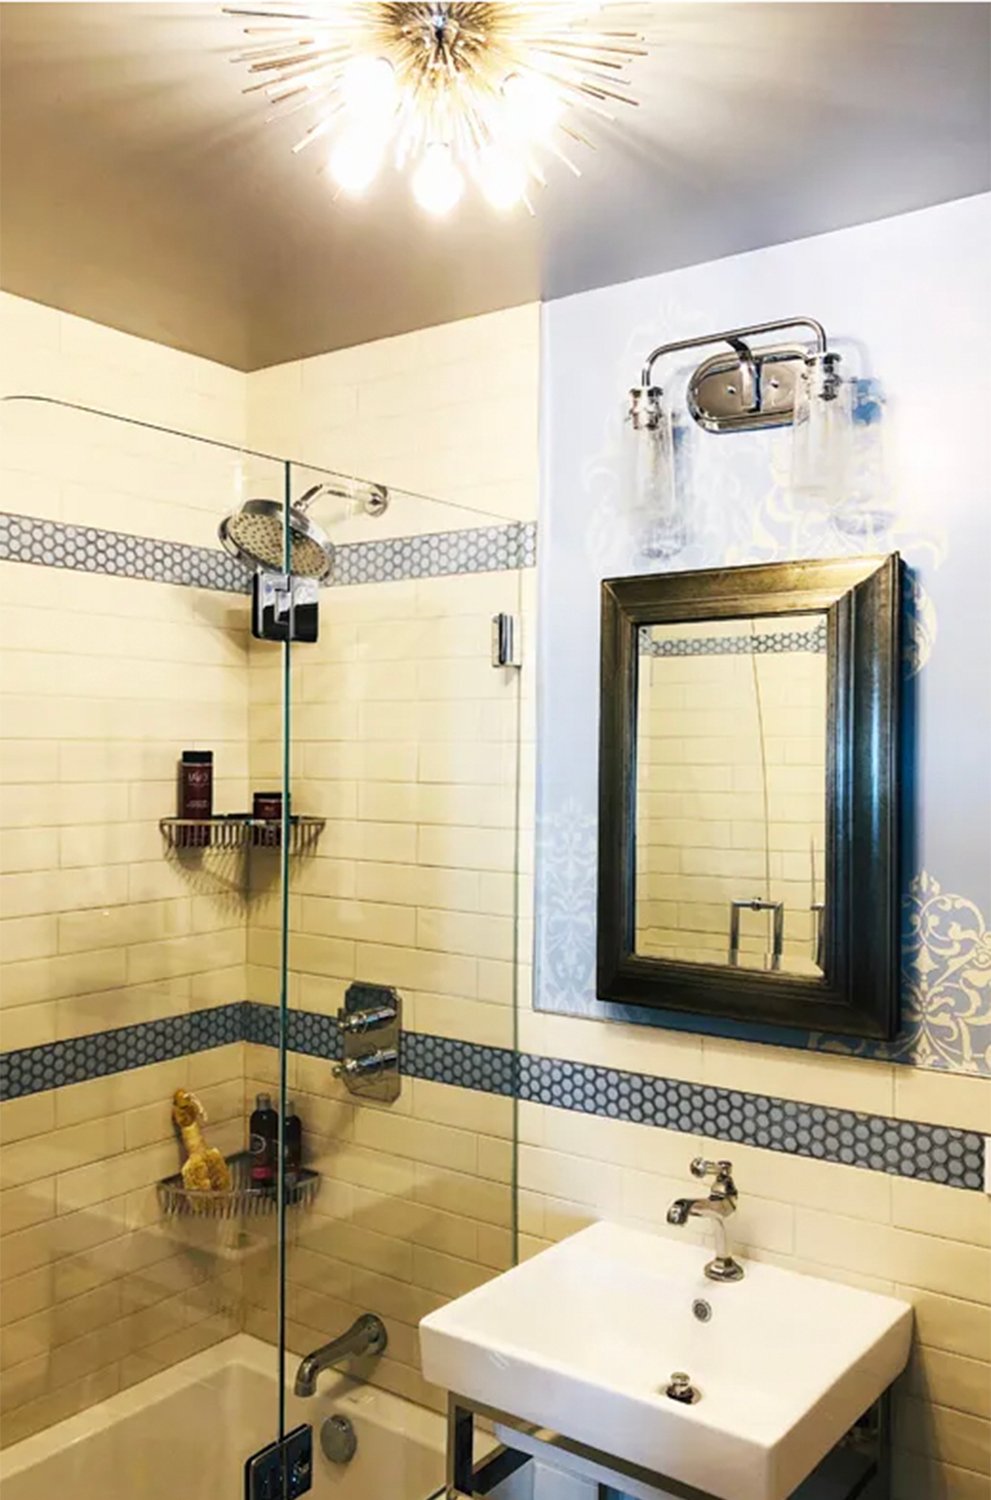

[628,318,851,552]
[625,384,682,560]
[791,349,851,502]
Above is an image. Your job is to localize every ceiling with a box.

[1,2,988,371]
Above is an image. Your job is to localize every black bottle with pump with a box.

[249,1092,279,1188]
[284,1101,302,1186]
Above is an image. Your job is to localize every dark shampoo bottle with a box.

[178,750,213,848]
[284,1101,302,1186]
[249,1092,279,1187]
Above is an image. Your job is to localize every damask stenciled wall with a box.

[535,193,991,1076]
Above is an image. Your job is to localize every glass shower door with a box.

[0,396,525,1496]
[253,464,526,1497]
[0,395,293,1497]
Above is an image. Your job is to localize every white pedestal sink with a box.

[419,1222,912,1500]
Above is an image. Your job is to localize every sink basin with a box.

[419,1221,912,1500]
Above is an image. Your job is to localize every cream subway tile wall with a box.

[246,303,539,523]
[0,292,250,549]
[0,293,539,1436]
[0,285,719,1461]
[241,302,540,1411]
[0,293,252,1443]
[239,1064,515,1413]
[0,1049,245,1447]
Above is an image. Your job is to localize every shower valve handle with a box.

[337,1005,396,1035]
[333,1048,398,1080]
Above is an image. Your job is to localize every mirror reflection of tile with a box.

[635,615,827,976]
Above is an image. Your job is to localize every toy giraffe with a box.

[171,1088,232,1194]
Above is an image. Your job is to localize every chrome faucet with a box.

[294,1313,388,1397]
[667,1158,745,1282]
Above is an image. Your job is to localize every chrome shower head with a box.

[219,480,390,580]
[218,485,335,581]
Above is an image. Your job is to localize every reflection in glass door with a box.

[0,397,289,1497]
[0,396,525,1499]
[255,464,527,1496]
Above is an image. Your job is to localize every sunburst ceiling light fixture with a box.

[226,2,648,217]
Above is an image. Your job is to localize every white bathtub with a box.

[0,1335,488,1500]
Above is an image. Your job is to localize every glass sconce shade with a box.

[835,381,893,537]
[626,387,686,561]
[792,356,893,536]
[791,352,854,505]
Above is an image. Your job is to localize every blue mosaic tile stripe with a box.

[0,511,252,593]
[0,1003,983,1191]
[0,1002,245,1101]
[331,520,536,586]
[242,1000,281,1049]
[640,621,827,657]
[402,1031,519,1096]
[519,1055,985,1191]
[288,1007,341,1059]
[241,1003,341,1058]
[243,1005,514,1091]
[0,512,536,593]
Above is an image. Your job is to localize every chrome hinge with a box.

[244,1424,313,1499]
[252,571,319,643]
[491,612,521,668]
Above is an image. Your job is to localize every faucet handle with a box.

[690,1157,734,1183]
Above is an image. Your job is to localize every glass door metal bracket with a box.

[244,1424,313,1500]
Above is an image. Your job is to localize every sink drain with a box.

[665,1372,701,1405]
[692,1299,712,1323]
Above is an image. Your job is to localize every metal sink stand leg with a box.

[444,1390,892,1500]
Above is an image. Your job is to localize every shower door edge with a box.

[277,457,292,1444]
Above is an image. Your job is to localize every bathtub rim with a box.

[0,1332,452,1484]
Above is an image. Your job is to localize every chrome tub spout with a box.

[294,1313,388,1397]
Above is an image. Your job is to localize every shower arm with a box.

[295,483,325,512]
[639,316,829,394]
[294,480,389,516]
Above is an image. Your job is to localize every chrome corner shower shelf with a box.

[159,814,325,854]
[158,1151,321,1221]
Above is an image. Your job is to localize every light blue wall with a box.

[535,194,991,1075]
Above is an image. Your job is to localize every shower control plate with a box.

[335,983,401,1102]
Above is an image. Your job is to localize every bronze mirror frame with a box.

[597,554,902,1039]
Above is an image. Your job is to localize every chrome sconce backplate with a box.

[634,317,832,436]
[687,343,809,432]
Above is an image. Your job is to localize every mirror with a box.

[599,555,902,1039]
[634,614,827,977]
